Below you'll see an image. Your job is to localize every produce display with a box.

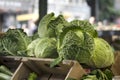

[0,13,116,80]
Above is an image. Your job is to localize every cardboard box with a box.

[12,58,86,80]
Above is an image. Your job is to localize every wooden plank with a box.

[11,62,31,80]
[65,61,86,80]
[111,52,120,75]
[0,56,22,72]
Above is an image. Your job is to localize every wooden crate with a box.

[12,57,86,80]
[0,56,22,72]
[111,51,120,75]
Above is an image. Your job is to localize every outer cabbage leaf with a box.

[87,38,114,68]
[27,38,41,56]
[38,13,67,38]
[38,13,55,38]
[34,38,58,58]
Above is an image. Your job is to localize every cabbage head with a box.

[34,38,58,58]
[87,38,114,68]
[0,29,32,56]
[51,20,97,67]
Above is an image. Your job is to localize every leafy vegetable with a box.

[70,20,98,37]
[49,14,114,68]
[28,72,37,80]
[38,13,67,38]
[34,38,58,58]
[0,65,13,76]
[81,69,113,80]
[81,75,98,80]
[27,38,41,56]
[57,20,97,50]
[0,65,13,80]
[87,38,114,68]
[51,20,95,67]
[0,73,11,80]
[103,69,114,80]
[31,32,39,40]
[38,12,55,38]
[0,29,32,56]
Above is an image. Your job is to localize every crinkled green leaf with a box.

[34,38,58,58]
[50,56,63,68]
[70,20,98,37]
[57,20,96,50]
[27,38,41,56]
[0,29,32,56]
[2,38,17,55]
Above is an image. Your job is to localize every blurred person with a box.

[115,17,120,27]
[21,24,29,36]
[9,25,16,29]
[28,19,37,36]
[89,16,95,24]
[98,21,103,27]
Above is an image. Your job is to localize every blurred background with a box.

[0,0,120,50]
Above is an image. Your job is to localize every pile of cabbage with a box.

[27,13,114,68]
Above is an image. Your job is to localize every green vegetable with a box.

[27,38,41,56]
[103,69,114,80]
[34,38,58,58]
[87,38,114,68]
[91,69,108,80]
[81,75,98,80]
[37,13,115,69]
[38,13,67,38]
[38,13,55,38]
[51,20,96,67]
[0,65,13,80]
[28,72,37,80]
[0,65,13,76]
[69,20,98,37]
[50,17,114,68]
[31,32,39,40]
[0,29,32,56]
[81,69,113,80]
[0,73,11,80]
